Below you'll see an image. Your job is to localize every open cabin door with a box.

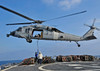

[32,29,43,39]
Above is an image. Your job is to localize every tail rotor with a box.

[92,18,96,26]
[84,18,100,31]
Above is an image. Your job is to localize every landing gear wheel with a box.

[78,44,80,47]
[29,40,32,43]
[26,39,32,43]
[75,41,80,47]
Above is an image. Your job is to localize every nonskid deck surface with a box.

[3,61,100,71]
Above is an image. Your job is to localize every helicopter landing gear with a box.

[75,41,80,47]
[7,34,10,37]
[26,39,32,43]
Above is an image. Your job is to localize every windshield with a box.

[16,27,22,31]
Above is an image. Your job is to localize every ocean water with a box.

[95,55,100,58]
[0,60,22,66]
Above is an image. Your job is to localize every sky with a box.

[0,0,100,61]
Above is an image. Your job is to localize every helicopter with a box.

[0,5,100,47]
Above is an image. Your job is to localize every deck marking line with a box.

[38,64,53,71]
[1,65,17,71]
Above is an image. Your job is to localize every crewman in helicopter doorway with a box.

[37,51,43,64]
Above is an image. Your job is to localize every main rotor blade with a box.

[45,10,87,21]
[6,22,35,25]
[0,5,36,21]
[84,24,91,27]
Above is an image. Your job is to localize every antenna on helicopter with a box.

[0,5,87,25]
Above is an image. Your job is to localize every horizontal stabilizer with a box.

[84,35,97,40]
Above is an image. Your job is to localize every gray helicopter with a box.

[0,5,100,47]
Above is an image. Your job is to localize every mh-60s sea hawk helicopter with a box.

[0,5,100,47]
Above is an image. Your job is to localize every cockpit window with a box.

[52,28,63,33]
[16,27,22,31]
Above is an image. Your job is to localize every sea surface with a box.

[95,55,100,58]
[0,60,22,66]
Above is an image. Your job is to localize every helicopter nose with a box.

[10,31,15,36]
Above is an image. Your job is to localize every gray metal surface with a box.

[5,61,100,71]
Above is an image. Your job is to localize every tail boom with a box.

[82,29,97,40]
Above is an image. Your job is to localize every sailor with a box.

[37,51,43,64]
[35,52,38,63]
